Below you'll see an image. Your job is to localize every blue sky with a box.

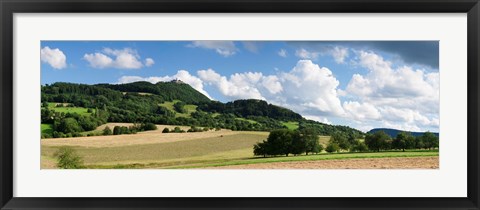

[41,41,439,132]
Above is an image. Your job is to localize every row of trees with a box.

[323,130,439,153]
[102,123,158,136]
[253,129,323,157]
[254,129,439,157]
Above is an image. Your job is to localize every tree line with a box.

[254,129,439,157]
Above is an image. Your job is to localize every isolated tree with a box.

[103,126,112,135]
[54,146,84,169]
[162,127,170,133]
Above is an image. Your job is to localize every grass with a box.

[41,124,53,135]
[41,130,437,169]
[171,150,439,169]
[318,136,331,146]
[282,121,299,130]
[41,132,267,168]
[158,100,198,118]
[235,117,258,124]
[40,126,438,169]
[47,102,91,116]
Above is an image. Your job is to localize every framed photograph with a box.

[1,0,479,209]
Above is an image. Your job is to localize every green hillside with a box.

[41,81,363,138]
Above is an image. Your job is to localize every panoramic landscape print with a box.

[40,41,439,169]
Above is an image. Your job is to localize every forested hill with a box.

[41,81,363,137]
[368,128,439,138]
[96,81,210,104]
[197,99,302,121]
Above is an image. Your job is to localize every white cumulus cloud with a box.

[342,50,439,132]
[331,46,349,64]
[295,48,319,59]
[40,46,67,69]
[144,58,155,67]
[188,41,237,57]
[198,69,266,100]
[83,48,144,69]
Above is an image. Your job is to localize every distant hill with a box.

[368,128,439,138]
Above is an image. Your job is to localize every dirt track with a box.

[210,156,439,169]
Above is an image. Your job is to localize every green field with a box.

[159,100,198,118]
[282,121,299,130]
[47,103,91,116]
[41,124,53,135]
[235,117,258,124]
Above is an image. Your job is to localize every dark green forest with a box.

[41,81,363,138]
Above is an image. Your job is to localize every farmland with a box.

[41,124,439,169]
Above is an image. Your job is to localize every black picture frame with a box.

[1,0,479,209]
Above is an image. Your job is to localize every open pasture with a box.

[158,100,198,118]
[41,124,438,169]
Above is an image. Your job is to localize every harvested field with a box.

[42,123,267,148]
[210,156,439,169]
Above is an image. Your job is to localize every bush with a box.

[103,126,112,135]
[350,141,368,152]
[162,128,170,133]
[173,127,185,133]
[325,142,340,153]
[141,122,157,131]
[173,101,187,113]
[54,146,84,169]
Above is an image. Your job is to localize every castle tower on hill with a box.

[172,78,185,84]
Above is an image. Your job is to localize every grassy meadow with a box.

[41,123,438,169]
[158,100,197,118]
[47,102,91,116]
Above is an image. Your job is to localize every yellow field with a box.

[41,124,268,169]
[41,124,438,169]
